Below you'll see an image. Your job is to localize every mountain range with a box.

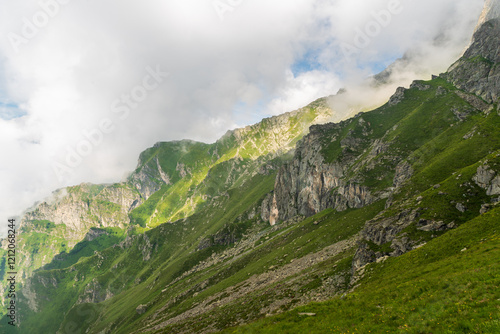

[1,1,499,333]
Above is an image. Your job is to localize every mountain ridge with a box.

[1,4,499,333]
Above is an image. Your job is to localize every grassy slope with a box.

[161,78,500,333]
[215,78,500,334]
[4,76,500,333]
[0,99,331,330]
[224,207,500,334]
[128,100,330,229]
[12,171,276,334]
[154,202,385,334]
[42,227,127,271]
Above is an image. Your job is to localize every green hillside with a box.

[1,13,500,334]
[225,207,500,334]
[4,70,498,333]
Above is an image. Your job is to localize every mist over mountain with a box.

[1,1,499,333]
[0,0,484,236]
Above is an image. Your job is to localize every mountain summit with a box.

[475,0,500,31]
[445,1,500,105]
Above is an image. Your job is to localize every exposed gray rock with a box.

[353,209,421,269]
[410,81,430,91]
[77,278,114,304]
[488,176,500,196]
[22,184,138,235]
[417,220,448,232]
[136,304,148,315]
[473,164,500,195]
[130,160,167,200]
[197,226,238,251]
[363,209,420,245]
[269,123,376,224]
[393,161,413,189]
[260,193,273,222]
[84,228,110,242]
[443,18,500,105]
[388,87,406,106]
[367,139,389,159]
[390,234,414,257]
[352,243,375,272]
[455,91,494,114]
[463,126,478,140]
[141,234,153,262]
[436,86,447,96]
[456,203,467,213]
[22,279,39,312]
[481,203,493,214]
[474,0,500,33]
[176,162,190,178]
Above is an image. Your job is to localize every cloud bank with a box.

[0,0,484,235]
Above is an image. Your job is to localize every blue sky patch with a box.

[0,101,24,120]
[291,49,324,76]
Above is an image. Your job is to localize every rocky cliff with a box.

[266,121,376,225]
[474,0,500,32]
[444,15,500,105]
[23,184,140,235]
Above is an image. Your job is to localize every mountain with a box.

[475,0,500,31]
[1,2,500,333]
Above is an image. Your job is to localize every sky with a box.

[0,0,485,236]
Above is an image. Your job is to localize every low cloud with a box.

[0,0,484,235]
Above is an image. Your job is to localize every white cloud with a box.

[266,70,341,116]
[0,0,485,235]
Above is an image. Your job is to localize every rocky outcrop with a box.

[197,228,238,251]
[352,243,376,271]
[268,122,375,224]
[443,17,500,105]
[220,99,333,160]
[388,88,404,105]
[77,278,114,304]
[393,161,413,189]
[352,209,422,271]
[1,183,142,289]
[129,158,168,200]
[22,183,140,236]
[454,91,495,114]
[473,164,500,196]
[136,304,148,315]
[260,193,273,222]
[84,228,110,242]
[410,81,430,91]
[474,0,500,33]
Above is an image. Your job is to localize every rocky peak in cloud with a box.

[475,0,500,31]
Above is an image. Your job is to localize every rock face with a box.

[268,122,376,224]
[77,278,114,304]
[443,17,500,105]
[197,227,238,250]
[474,0,500,32]
[84,228,110,242]
[0,183,142,288]
[130,156,169,200]
[392,161,413,189]
[473,164,500,196]
[221,98,333,160]
[136,304,148,315]
[22,183,140,236]
[388,87,406,106]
